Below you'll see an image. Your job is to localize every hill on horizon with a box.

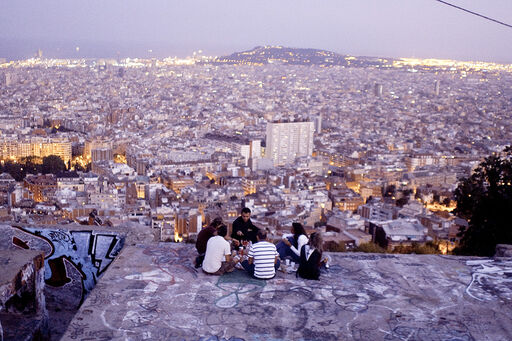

[211,45,392,67]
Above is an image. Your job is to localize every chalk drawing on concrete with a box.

[59,243,512,341]
[142,243,199,278]
[198,337,246,341]
[380,312,475,341]
[465,259,512,302]
[214,271,266,308]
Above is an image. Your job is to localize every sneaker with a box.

[323,255,332,268]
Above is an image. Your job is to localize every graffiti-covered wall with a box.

[2,224,124,306]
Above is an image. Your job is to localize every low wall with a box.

[1,224,124,306]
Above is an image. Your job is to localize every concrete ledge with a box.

[495,244,512,258]
[0,249,48,341]
[62,243,512,341]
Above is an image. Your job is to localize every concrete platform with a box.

[61,243,512,341]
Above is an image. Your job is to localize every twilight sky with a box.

[1,0,511,62]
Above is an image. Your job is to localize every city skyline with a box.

[1,0,512,62]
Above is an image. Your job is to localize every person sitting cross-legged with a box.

[241,230,280,280]
[231,207,259,246]
[195,217,223,268]
[276,222,308,263]
[202,224,236,275]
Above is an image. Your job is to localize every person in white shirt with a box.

[202,225,236,275]
[276,222,308,263]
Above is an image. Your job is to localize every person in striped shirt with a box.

[241,230,280,279]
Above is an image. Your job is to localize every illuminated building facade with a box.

[242,177,267,195]
[24,174,57,202]
[84,138,113,159]
[91,148,113,163]
[0,137,71,164]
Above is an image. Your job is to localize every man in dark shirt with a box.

[195,217,222,268]
[231,207,259,245]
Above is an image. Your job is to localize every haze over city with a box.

[1,0,512,62]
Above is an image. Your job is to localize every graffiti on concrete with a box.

[12,226,123,304]
[63,244,512,341]
[214,271,266,308]
[465,258,512,302]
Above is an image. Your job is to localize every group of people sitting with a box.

[195,208,327,280]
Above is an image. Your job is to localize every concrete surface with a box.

[0,223,155,340]
[61,243,512,341]
[0,249,48,341]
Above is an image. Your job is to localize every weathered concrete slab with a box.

[0,249,44,294]
[0,249,48,341]
[62,243,512,341]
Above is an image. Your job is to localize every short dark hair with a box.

[209,217,223,228]
[217,224,228,237]
[241,207,251,214]
[257,229,267,240]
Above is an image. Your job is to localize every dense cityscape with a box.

[1,46,511,254]
[3,0,512,338]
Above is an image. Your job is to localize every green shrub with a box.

[353,242,387,253]
[323,240,347,252]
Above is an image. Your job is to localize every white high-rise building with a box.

[265,121,314,166]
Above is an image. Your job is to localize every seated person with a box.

[231,207,259,245]
[296,232,325,280]
[202,224,236,275]
[276,222,308,263]
[195,217,223,268]
[241,230,280,279]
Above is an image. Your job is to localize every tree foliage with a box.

[395,197,409,207]
[353,242,387,253]
[382,184,396,198]
[453,146,512,256]
[0,155,67,180]
[393,242,439,254]
[323,240,347,252]
[42,155,67,174]
[0,161,24,181]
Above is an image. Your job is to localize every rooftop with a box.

[61,242,512,340]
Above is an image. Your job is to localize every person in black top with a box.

[231,207,259,245]
[297,232,325,280]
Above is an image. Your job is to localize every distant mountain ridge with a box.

[212,45,392,67]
